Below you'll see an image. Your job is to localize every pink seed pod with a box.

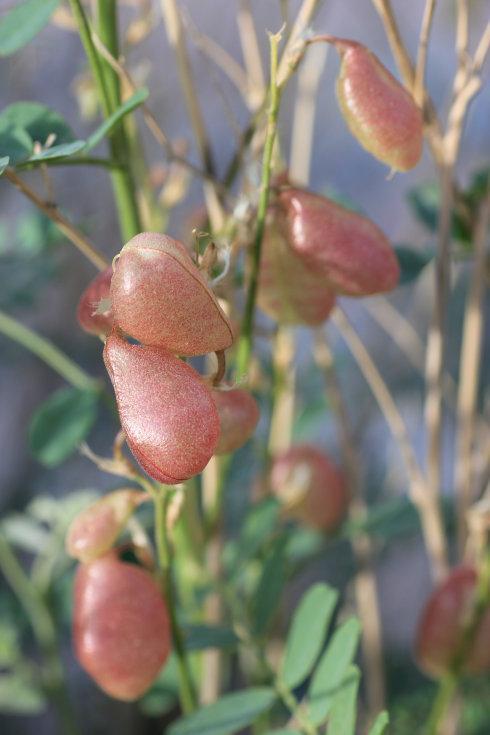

[270,444,348,532]
[110,232,234,356]
[332,37,423,171]
[212,387,260,454]
[65,489,144,563]
[103,332,220,484]
[73,550,171,701]
[415,565,490,678]
[257,209,336,325]
[77,267,114,336]
[278,187,399,296]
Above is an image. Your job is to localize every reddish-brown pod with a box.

[279,187,399,296]
[77,267,113,336]
[415,565,490,678]
[110,232,234,356]
[270,444,348,532]
[212,387,260,454]
[73,550,171,700]
[257,210,336,325]
[66,489,144,563]
[103,332,220,484]
[332,37,423,171]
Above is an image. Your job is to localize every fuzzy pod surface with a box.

[333,38,423,171]
[77,267,114,336]
[66,489,144,563]
[110,232,234,356]
[279,187,399,296]
[415,565,490,677]
[73,550,171,701]
[257,209,336,325]
[104,332,220,484]
[212,387,260,454]
[270,444,348,531]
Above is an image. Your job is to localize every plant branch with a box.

[332,307,448,581]
[414,0,437,107]
[455,195,490,551]
[235,30,282,380]
[0,308,98,391]
[4,169,109,271]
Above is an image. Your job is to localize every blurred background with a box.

[0,0,489,733]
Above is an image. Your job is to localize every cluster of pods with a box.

[65,35,490,701]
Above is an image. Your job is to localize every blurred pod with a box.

[77,267,113,336]
[212,387,260,454]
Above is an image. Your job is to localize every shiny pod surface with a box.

[110,232,234,356]
[77,267,114,336]
[270,444,348,532]
[212,387,260,454]
[257,211,336,325]
[73,550,171,700]
[334,38,423,171]
[66,489,143,563]
[279,187,399,296]
[104,332,220,484]
[415,565,490,677]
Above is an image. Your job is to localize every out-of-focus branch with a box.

[414,0,437,107]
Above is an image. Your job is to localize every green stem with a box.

[154,488,198,714]
[425,675,457,735]
[0,533,80,735]
[235,31,283,380]
[0,309,97,391]
[275,680,318,735]
[16,157,124,171]
[68,0,141,241]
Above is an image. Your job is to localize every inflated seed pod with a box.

[66,489,144,563]
[415,565,490,678]
[270,444,348,532]
[77,267,114,336]
[212,387,260,454]
[332,37,423,171]
[110,232,234,356]
[257,209,336,325]
[103,332,220,484]
[278,187,399,296]
[73,549,171,701]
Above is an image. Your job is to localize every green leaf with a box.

[0,102,75,146]
[29,387,98,467]
[0,621,20,667]
[394,245,434,285]
[0,674,47,714]
[0,0,61,56]
[1,514,51,553]
[139,654,179,717]
[308,617,361,725]
[25,140,86,163]
[408,181,472,245]
[326,666,360,735]
[85,88,149,151]
[368,711,390,735]
[293,394,329,441]
[280,583,338,689]
[252,535,287,636]
[0,126,33,164]
[343,496,420,542]
[0,156,8,175]
[168,687,277,735]
[265,731,302,735]
[227,498,280,571]
[182,625,239,652]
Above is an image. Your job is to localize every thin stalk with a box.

[5,169,109,271]
[153,489,197,714]
[414,0,437,107]
[0,308,97,391]
[425,675,457,735]
[0,533,80,735]
[68,0,141,241]
[235,31,282,380]
[16,156,123,171]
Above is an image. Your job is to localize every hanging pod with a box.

[212,387,260,455]
[104,332,220,484]
[77,266,114,337]
[110,232,234,356]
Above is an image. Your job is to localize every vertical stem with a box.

[414,0,437,106]
[153,489,197,714]
[0,534,80,735]
[235,31,282,380]
[314,332,386,716]
[425,675,458,735]
[68,0,141,241]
